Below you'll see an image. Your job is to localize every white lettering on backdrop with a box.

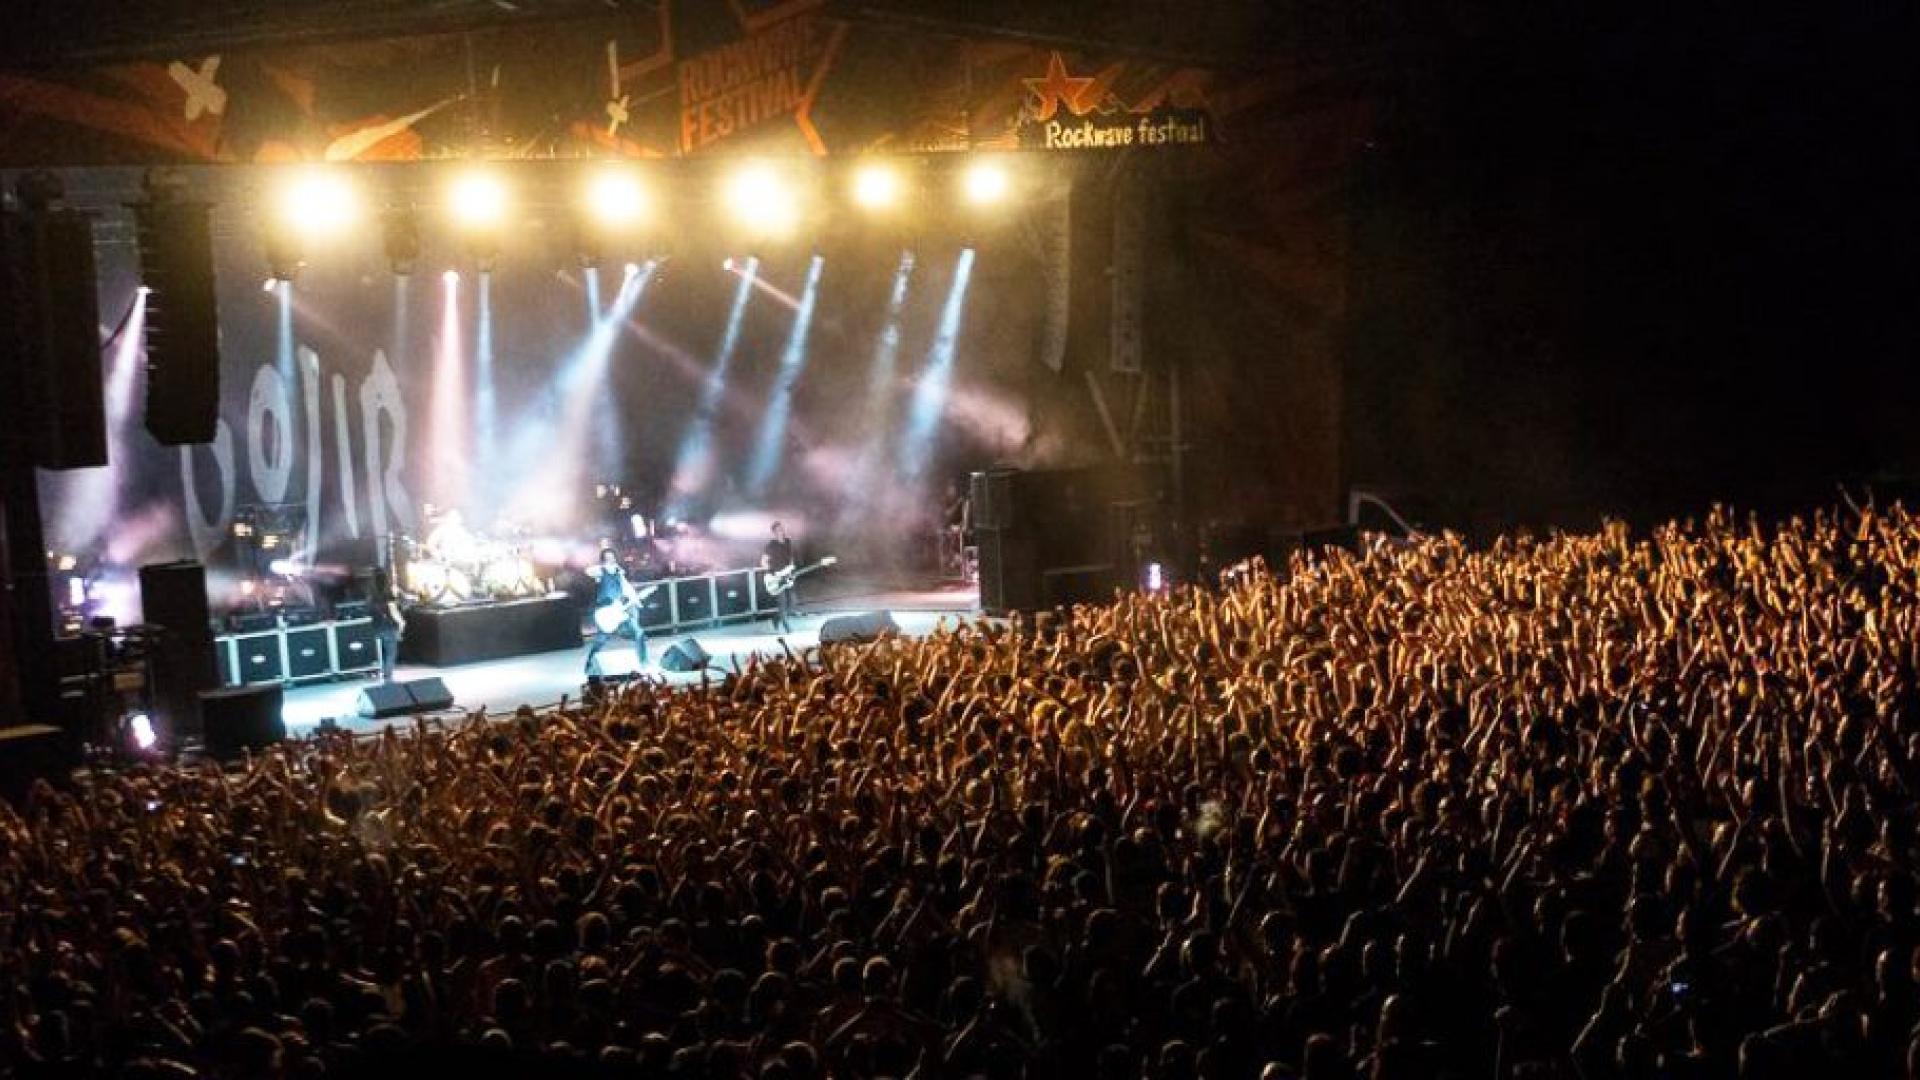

[179,347,414,563]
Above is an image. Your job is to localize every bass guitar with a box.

[763,556,838,597]
[592,582,661,634]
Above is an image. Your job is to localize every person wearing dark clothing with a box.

[584,548,647,677]
[761,522,798,633]
[368,566,405,682]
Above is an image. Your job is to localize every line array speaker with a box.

[3,206,106,469]
[133,197,220,446]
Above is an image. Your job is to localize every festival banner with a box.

[0,1,1217,166]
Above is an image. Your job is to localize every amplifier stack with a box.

[216,615,383,688]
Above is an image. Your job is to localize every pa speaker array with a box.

[133,197,221,446]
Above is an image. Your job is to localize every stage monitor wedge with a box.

[356,677,454,719]
[818,611,900,645]
[660,639,711,672]
[133,196,220,446]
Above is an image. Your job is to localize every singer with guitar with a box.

[584,548,656,677]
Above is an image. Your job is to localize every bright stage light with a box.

[128,713,157,751]
[624,261,641,278]
[260,278,277,293]
[586,169,648,228]
[725,163,797,233]
[962,159,1011,206]
[852,162,902,210]
[443,269,460,286]
[448,170,509,230]
[274,168,358,238]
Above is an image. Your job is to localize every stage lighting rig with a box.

[851,161,903,211]
[262,167,358,282]
[575,167,649,268]
[448,169,510,270]
[962,158,1012,207]
[586,168,648,228]
[275,168,358,237]
[724,162,800,237]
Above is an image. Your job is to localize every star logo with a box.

[1023,53,1096,122]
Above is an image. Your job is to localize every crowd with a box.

[9,504,1920,1078]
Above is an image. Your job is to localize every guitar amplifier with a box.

[715,570,755,619]
[281,606,324,628]
[285,625,333,680]
[635,583,673,630]
[332,619,380,674]
[229,610,278,633]
[671,577,713,625]
[232,630,285,685]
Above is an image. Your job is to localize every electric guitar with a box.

[592,582,661,633]
[763,556,837,597]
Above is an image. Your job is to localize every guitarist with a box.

[761,521,797,633]
[583,547,648,677]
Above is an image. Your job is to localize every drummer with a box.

[424,509,479,566]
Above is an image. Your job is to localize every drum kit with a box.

[401,511,545,606]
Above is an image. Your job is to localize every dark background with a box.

[1343,3,1918,533]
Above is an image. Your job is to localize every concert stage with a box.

[278,581,979,736]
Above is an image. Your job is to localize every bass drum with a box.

[405,559,473,605]
[481,556,541,599]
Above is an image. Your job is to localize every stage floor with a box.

[280,580,979,736]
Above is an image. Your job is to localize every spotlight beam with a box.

[838,251,916,530]
[666,257,758,519]
[474,271,496,516]
[746,255,825,497]
[899,248,976,480]
[428,273,468,510]
[498,263,656,527]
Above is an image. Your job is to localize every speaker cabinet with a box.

[970,468,1017,530]
[284,625,332,680]
[975,530,1039,615]
[5,208,106,469]
[714,570,754,619]
[355,682,411,719]
[216,637,240,687]
[660,639,711,672]
[635,583,673,630]
[0,724,74,800]
[356,677,453,719]
[403,676,454,712]
[139,562,218,737]
[134,197,221,446]
[331,620,379,674]
[818,611,900,645]
[199,684,285,761]
[232,631,283,684]
[671,577,713,625]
